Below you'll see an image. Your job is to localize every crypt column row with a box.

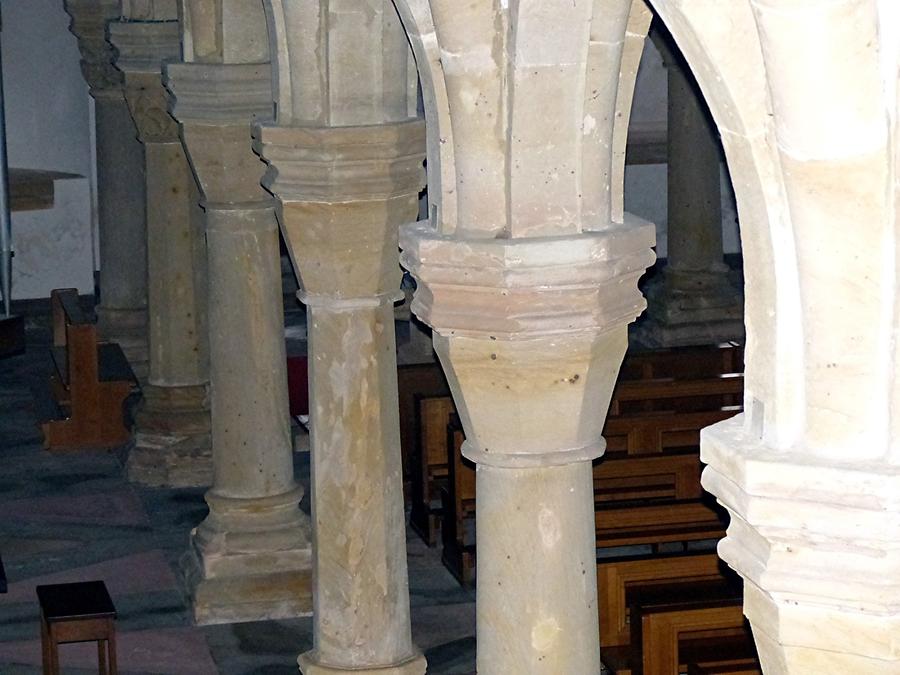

[396,0,655,672]
[256,1,427,673]
[108,9,212,487]
[166,0,312,624]
[637,24,743,348]
[64,0,149,378]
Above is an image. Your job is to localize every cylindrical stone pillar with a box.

[256,121,427,675]
[637,26,743,348]
[108,19,212,487]
[64,0,149,378]
[400,220,656,675]
[304,298,416,672]
[476,461,599,673]
[166,59,312,624]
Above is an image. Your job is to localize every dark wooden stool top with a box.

[38,580,117,675]
[37,581,116,622]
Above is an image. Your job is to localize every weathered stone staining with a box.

[648,0,900,672]
[395,1,656,672]
[637,25,743,348]
[60,0,900,672]
[166,0,312,626]
[109,10,212,487]
[64,0,149,379]
[256,1,426,672]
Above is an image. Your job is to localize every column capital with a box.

[400,217,655,340]
[254,120,426,301]
[701,416,900,664]
[63,0,124,99]
[166,61,273,204]
[108,20,181,143]
[400,219,655,468]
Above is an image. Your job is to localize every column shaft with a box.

[666,56,724,274]
[93,94,149,376]
[166,55,313,624]
[303,299,415,670]
[476,462,600,674]
[206,205,294,497]
[109,17,212,487]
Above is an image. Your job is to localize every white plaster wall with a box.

[624,38,742,259]
[2,0,96,299]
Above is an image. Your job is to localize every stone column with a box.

[698,0,900,671]
[108,14,212,487]
[395,1,655,671]
[636,25,743,348]
[165,0,312,625]
[256,1,426,672]
[64,0,148,378]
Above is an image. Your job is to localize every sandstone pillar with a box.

[165,0,312,625]
[694,0,900,671]
[637,26,742,347]
[108,14,212,486]
[64,0,148,378]
[395,1,655,671]
[256,1,426,671]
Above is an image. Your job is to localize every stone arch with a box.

[644,0,803,447]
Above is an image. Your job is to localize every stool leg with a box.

[98,639,107,675]
[40,617,50,675]
[107,622,118,675]
[48,625,60,675]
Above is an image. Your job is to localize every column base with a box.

[182,487,313,625]
[636,268,744,347]
[298,652,427,675]
[96,305,149,380]
[127,383,212,487]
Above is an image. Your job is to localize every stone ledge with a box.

[400,215,656,339]
[166,61,273,124]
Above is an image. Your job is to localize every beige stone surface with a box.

[167,22,313,623]
[109,18,212,486]
[257,112,426,672]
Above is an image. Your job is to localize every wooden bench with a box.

[400,363,451,542]
[595,499,727,550]
[441,414,476,586]
[41,289,137,451]
[598,552,724,647]
[628,581,748,675]
[412,396,455,545]
[594,450,702,503]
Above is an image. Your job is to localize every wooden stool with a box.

[37,580,117,675]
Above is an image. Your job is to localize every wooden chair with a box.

[411,396,456,545]
[37,580,117,675]
[41,289,137,451]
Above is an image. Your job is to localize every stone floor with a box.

[0,304,476,674]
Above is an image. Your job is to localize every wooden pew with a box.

[595,499,727,550]
[603,408,740,455]
[441,414,475,586]
[413,397,455,545]
[399,363,451,541]
[628,581,748,675]
[41,289,137,451]
[593,450,702,503]
[597,552,724,647]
